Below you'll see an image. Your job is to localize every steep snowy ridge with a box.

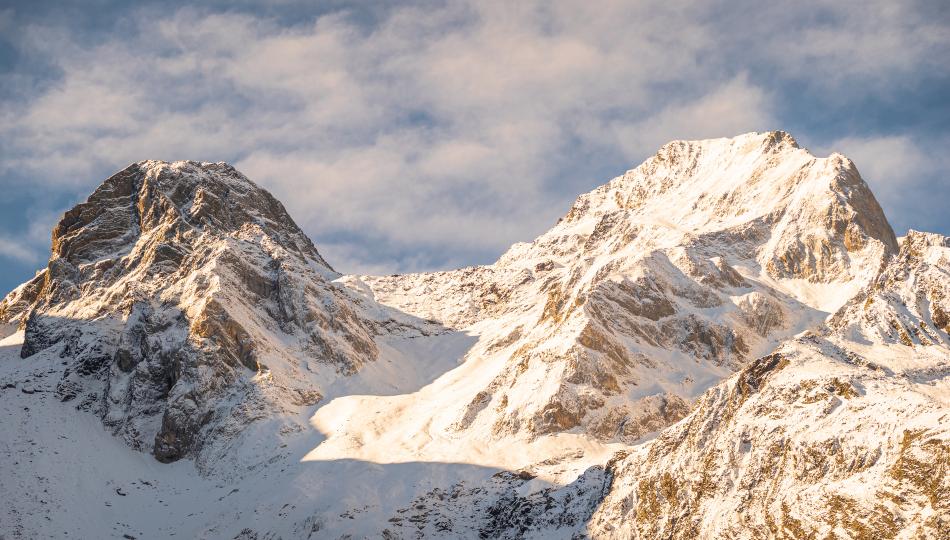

[1,132,946,539]
[420,231,949,539]
[574,230,950,539]
[345,131,898,451]
[830,230,950,347]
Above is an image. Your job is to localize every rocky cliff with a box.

[560,231,948,539]
[390,231,948,539]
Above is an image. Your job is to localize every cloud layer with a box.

[1,0,948,291]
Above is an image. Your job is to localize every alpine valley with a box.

[1,131,946,539]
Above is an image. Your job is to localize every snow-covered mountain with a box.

[344,131,896,450]
[1,132,946,539]
[0,160,440,468]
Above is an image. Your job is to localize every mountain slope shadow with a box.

[212,456,611,539]
[1,327,597,539]
[1,324,560,540]
[0,158,490,469]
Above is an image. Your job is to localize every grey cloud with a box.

[606,75,776,162]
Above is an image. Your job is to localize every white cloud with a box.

[0,235,41,264]
[1,1,947,273]
[826,136,927,191]
[607,75,776,161]
[764,1,950,85]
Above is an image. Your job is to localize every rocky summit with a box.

[1,132,946,539]
[1,160,383,464]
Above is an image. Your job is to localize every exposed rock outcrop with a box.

[3,132,945,540]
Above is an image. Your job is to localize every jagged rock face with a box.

[0,160,378,463]
[351,131,899,445]
[830,230,950,347]
[557,339,950,539]
[384,466,613,539]
[480,233,949,539]
[326,229,946,539]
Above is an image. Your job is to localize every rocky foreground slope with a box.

[465,230,948,539]
[1,131,946,539]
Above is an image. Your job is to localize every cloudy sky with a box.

[1,1,948,293]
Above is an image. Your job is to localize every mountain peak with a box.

[552,131,897,286]
[657,130,800,155]
[3,132,947,539]
[351,130,903,459]
[51,160,333,274]
[2,160,380,463]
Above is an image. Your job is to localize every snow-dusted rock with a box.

[350,131,898,447]
[577,232,950,539]
[1,160,380,463]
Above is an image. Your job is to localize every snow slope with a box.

[0,160,451,468]
[394,231,949,539]
[0,328,611,539]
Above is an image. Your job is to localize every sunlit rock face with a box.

[576,231,950,539]
[1,160,378,463]
[456,232,950,539]
[352,131,899,446]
